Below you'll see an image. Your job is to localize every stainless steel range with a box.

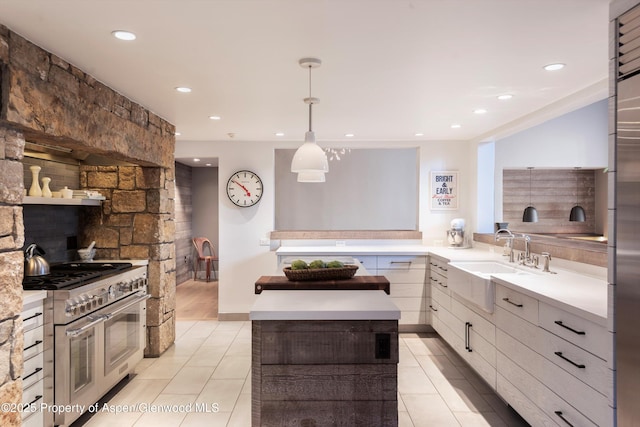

[23,262,149,426]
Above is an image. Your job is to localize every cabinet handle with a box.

[23,312,43,322]
[465,322,473,352]
[554,411,574,427]
[23,367,42,381]
[438,266,448,272]
[440,281,448,288]
[429,305,438,312]
[554,351,585,369]
[28,395,43,406]
[24,340,43,351]
[502,297,523,308]
[554,320,585,335]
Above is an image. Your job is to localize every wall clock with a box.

[226,170,263,207]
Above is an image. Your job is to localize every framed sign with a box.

[431,171,458,210]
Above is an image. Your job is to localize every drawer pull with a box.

[28,395,43,406]
[23,312,43,322]
[23,367,42,381]
[465,322,473,352]
[554,351,585,369]
[554,411,574,427]
[390,261,412,265]
[554,320,585,335]
[439,281,448,288]
[429,305,438,312]
[502,297,523,308]
[24,340,43,351]
[438,266,448,272]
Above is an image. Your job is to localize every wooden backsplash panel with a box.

[502,169,595,234]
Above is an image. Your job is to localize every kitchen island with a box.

[250,290,400,426]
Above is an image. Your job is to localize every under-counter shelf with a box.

[23,196,102,206]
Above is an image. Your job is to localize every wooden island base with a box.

[252,319,399,426]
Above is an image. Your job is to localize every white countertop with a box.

[276,244,609,325]
[23,290,47,306]
[276,245,430,256]
[250,290,401,321]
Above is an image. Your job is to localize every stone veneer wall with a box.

[0,128,26,427]
[0,23,176,422]
[79,165,176,356]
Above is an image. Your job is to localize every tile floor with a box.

[77,320,529,427]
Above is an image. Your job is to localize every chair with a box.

[192,237,218,282]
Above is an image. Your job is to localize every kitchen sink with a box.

[447,261,531,313]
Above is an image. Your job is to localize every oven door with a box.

[54,313,105,426]
[102,292,150,390]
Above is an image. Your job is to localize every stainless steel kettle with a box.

[24,243,50,276]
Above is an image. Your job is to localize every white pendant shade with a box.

[297,171,326,182]
[290,131,329,174]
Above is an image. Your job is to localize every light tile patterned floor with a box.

[77,321,529,427]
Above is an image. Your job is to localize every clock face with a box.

[226,170,263,207]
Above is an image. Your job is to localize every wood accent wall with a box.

[502,169,596,234]
[174,162,193,284]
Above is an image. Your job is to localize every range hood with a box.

[24,141,135,166]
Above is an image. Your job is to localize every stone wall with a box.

[80,165,177,356]
[0,22,177,418]
[0,127,25,427]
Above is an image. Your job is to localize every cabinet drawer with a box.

[22,353,44,389]
[399,310,426,325]
[22,304,45,332]
[451,297,496,346]
[539,303,609,360]
[428,257,449,277]
[497,359,597,427]
[353,255,377,271]
[498,330,609,427]
[391,297,426,312]
[378,268,426,284]
[391,283,426,297]
[22,409,44,427]
[539,327,613,405]
[22,379,44,416]
[431,284,451,310]
[429,270,449,293]
[378,255,427,270]
[23,326,44,361]
[495,285,538,324]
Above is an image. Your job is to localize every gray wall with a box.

[192,167,220,258]
[275,148,418,230]
[174,162,193,284]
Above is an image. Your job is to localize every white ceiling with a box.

[0,0,610,148]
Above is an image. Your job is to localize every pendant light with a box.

[569,167,586,222]
[291,57,329,182]
[522,167,539,222]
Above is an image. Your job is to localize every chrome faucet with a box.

[494,229,515,263]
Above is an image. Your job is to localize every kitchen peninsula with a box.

[250,290,400,426]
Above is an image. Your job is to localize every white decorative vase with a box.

[28,166,42,197]
[41,177,52,198]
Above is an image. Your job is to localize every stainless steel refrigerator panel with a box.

[616,74,640,427]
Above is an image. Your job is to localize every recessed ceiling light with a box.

[209,115,221,120]
[451,124,462,129]
[345,133,355,137]
[112,30,136,41]
[497,94,513,100]
[473,108,487,114]
[205,163,212,167]
[275,132,285,137]
[193,158,201,162]
[175,87,192,93]
[544,63,565,71]
[414,133,424,137]
[175,132,181,136]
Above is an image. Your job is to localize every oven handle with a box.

[65,314,106,337]
[102,293,150,320]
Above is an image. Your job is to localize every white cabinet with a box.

[429,255,496,388]
[375,255,428,327]
[495,284,613,427]
[22,294,54,427]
